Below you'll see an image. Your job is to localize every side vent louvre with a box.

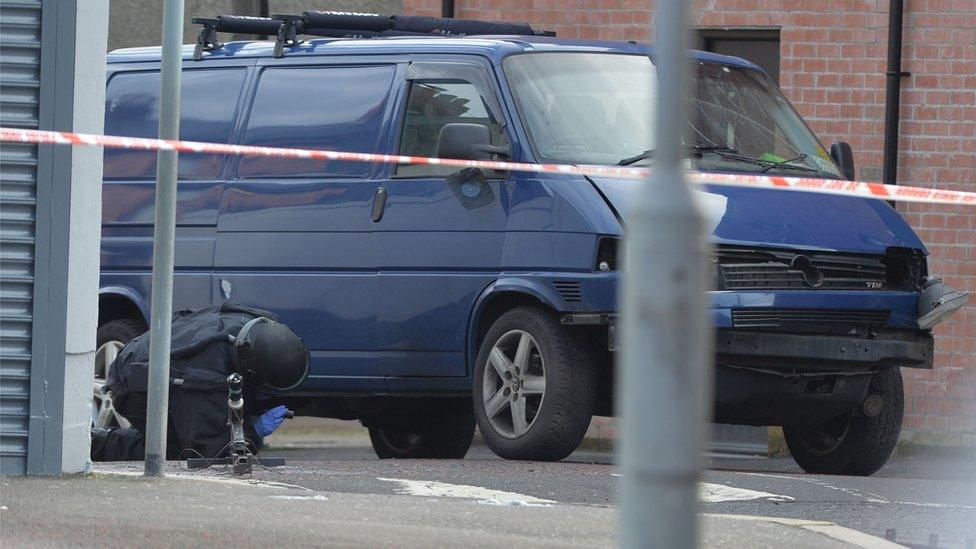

[553,281,582,303]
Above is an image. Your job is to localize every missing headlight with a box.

[884,247,927,291]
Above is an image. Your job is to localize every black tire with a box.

[473,306,596,461]
[784,367,903,476]
[97,318,146,348]
[368,402,476,459]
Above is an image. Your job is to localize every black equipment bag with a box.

[106,302,277,458]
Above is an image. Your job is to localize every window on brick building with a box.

[697,29,781,84]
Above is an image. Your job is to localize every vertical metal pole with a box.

[617,0,712,547]
[144,0,183,477]
[882,0,906,186]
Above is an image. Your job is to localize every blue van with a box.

[96,13,964,475]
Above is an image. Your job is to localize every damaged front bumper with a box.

[713,328,932,426]
[715,329,934,371]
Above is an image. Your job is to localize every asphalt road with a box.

[91,443,976,548]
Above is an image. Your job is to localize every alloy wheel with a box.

[481,330,546,438]
[93,340,130,428]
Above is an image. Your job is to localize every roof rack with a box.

[191,11,555,60]
[192,15,303,60]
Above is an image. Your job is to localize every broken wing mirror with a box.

[436,123,510,161]
[830,141,856,181]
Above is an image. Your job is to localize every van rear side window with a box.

[237,65,396,179]
[103,69,245,180]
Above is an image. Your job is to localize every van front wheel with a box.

[474,306,596,461]
[783,367,903,476]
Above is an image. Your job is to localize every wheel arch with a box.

[98,287,149,327]
[466,278,563,376]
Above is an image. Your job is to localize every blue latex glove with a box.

[253,405,290,437]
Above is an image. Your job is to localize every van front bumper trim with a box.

[716,329,933,370]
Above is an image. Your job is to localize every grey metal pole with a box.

[617,0,713,546]
[144,0,184,477]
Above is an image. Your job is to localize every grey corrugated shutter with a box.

[0,0,42,476]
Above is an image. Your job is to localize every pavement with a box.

[2,419,974,548]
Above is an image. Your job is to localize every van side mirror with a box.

[830,141,856,181]
[436,123,510,161]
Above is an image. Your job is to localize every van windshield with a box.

[503,52,843,178]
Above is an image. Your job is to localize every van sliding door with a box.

[215,62,400,392]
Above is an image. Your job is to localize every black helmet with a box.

[234,317,309,391]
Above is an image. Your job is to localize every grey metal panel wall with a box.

[0,0,42,476]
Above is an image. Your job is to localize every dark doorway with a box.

[697,29,781,83]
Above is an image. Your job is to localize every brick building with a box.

[403,0,976,449]
[108,1,401,51]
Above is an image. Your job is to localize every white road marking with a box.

[699,482,795,503]
[377,478,555,507]
[739,472,889,503]
[612,474,794,503]
[736,472,976,510]
[92,468,315,492]
[270,494,329,501]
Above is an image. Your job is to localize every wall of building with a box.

[0,0,108,476]
[403,0,976,448]
[108,0,402,51]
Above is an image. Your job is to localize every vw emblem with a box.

[791,255,824,287]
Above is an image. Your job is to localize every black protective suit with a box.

[91,303,282,461]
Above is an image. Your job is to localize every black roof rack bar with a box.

[191,15,303,60]
[191,11,555,60]
[299,11,555,38]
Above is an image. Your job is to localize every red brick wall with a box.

[402,0,976,447]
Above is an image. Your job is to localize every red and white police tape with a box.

[2,126,974,206]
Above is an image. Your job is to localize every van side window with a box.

[238,65,396,179]
[396,80,507,177]
[103,69,245,180]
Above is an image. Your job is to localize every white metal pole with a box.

[617,0,713,546]
[144,0,183,477]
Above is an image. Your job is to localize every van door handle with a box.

[371,186,388,222]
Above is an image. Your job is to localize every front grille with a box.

[553,281,582,303]
[731,309,890,329]
[717,245,887,290]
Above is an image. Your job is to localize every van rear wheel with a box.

[474,306,596,461]
[367,401,475,459]
[94,319,145,429]
[783,367,903,476]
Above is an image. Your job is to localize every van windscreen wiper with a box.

[687,144,767,167]
[616,149,656,166]
[758,153,817,174]
[617,145,737,166]
[690,145,820,174]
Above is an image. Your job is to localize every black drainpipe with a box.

[442,0,455,18]
[882,0,910,186]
